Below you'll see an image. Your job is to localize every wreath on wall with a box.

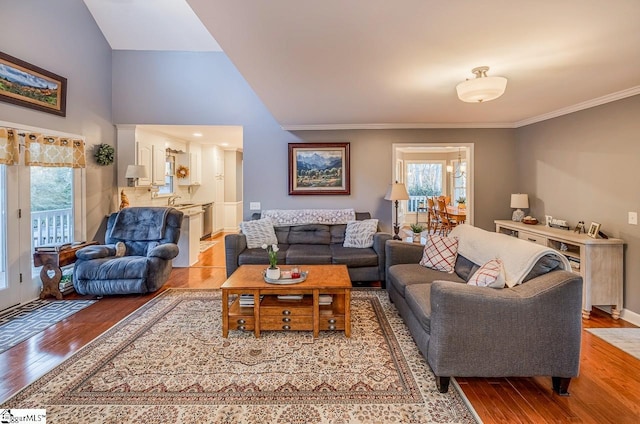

[176,165,189,178]
[94,143,115,166]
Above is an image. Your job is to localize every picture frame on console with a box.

[288,142,350,195]
[587,221,601,238]
[0,51,67,116]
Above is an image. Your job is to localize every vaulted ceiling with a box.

[86,0,640,129]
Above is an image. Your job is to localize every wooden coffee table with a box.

[221,264,352,338]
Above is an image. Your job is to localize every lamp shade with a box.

[384,183,410,201]
[510,193,529,209]
[125,164,148,179]
[456,66,507,103]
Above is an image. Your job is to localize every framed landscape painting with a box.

[0,51,67,116]
[289,142,350,195]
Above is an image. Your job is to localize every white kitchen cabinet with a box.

[135,140,153,186]
[177,143,201,186]
[174,205,204,267]
[152,144,166,186]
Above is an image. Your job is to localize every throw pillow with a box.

[240,218,278,249]
[115,241,126,257]
[467,259,506,289]
[419,235,459,273]
[343,219,379,248]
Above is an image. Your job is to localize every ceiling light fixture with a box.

[193,132,203,137]
[456,66,507,103]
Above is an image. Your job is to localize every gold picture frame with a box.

[587,222,601,238]
[0,51,67,116]
[288,142,350,195]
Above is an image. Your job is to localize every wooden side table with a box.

[34,241,98,299]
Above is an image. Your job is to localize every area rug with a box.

[0,299,97,354]
[199,239,218,252]
[587,328,640,360]
[1,289,477,423]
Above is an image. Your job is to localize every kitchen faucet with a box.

[168,195,181,206]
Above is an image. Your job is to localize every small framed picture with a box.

[587,222,601,238]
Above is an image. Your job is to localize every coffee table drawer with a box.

[261,315,313,331]
[229,317,254,331]
[319,316,345,331]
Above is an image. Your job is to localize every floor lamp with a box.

[385,182,410,240]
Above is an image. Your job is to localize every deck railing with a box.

[32,208,73,248]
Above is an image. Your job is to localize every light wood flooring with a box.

[1,232,639,423]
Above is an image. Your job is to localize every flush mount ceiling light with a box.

[456,66,507,103]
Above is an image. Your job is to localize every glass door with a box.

[0,164,21,311]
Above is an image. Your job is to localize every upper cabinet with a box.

[134,138,166,187]
[177,142,202,186]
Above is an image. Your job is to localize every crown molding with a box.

[281,122,516,131]
[514,86,640,127]
[281,87,640,131]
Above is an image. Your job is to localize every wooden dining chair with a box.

[427,197,441,234]
[437,199,457,235]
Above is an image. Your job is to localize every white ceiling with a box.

[86,0,640,129]
[137,125,243,150]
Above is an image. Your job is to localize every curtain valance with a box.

[0,128,20,165]
[0,126,86,168]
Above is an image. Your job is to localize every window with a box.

[158,154,174,195]
[405,161,444,212]
[451,160,467,204]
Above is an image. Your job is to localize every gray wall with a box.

[517,95,640,314]
[1,0,115,241]
[112,51,518,233]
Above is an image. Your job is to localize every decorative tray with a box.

[263,271,308,285]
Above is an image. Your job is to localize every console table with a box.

[495,220,624,319]
[34,241,97,299]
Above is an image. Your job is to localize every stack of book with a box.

[35,243,73,253]
[239,294,262,307]
[319,294,333,305]
[277,294,304,301]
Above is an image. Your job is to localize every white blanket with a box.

[261,209,356,227]
[449,224,571,287]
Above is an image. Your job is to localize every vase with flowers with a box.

[262,243,280,279]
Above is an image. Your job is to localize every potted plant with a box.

[262,243,280,279]
[457,197,467,209]
[410,223,425,242]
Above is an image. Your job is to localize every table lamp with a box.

[510,193,529,222]
[385,182,410,240]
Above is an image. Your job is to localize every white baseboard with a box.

[594,306,640,326]
[620,308,640,326]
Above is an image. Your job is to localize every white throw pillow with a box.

[343,219,379,248]
[419,235,458,273]
[467,259,506,289]
[240,218,278,249]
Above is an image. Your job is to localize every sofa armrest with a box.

[385,240,424,266]
[373,232,392,281]
[428,270,583,378]
[147,243,179,260]
[75,245,116,260]
[225,233,248,277]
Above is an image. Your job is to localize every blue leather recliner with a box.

[73,207,184,296]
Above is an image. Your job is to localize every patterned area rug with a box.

[1,289,476,423]
[199,240,218,252]
[0,299,97,354]
[587,328,640,360]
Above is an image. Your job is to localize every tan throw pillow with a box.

[467,259,506,289]
[343,219,379,248]
[419,235,458,273]
[115,241,126,257]
[240,218,278,249]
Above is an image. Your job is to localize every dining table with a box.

[446,206,466,224]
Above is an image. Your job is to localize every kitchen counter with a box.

[174,204,204,267]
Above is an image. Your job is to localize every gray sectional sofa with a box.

[225,212,391,284]
[385,224,583,395]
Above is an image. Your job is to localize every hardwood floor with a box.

[2,232,639,423]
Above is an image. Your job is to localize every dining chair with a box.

[437,199,457,235]
[427,197,441,234]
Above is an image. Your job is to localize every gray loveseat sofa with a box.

[225,212,391,284]
[385,224,583,395]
